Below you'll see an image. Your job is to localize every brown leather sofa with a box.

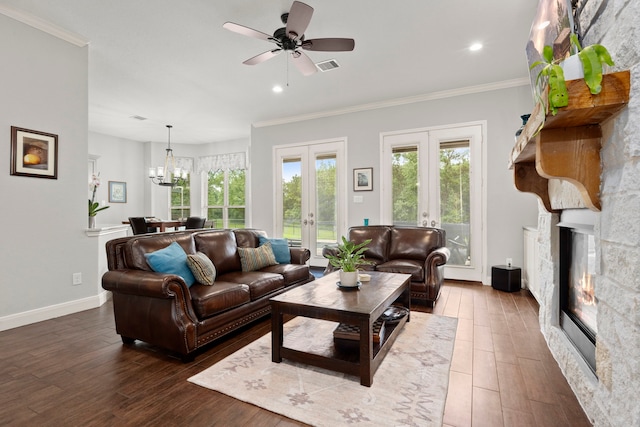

[323,226,450,307]
[102,228,314,361]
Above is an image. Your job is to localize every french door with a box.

[274,139,346,267]
[381,123,484,281]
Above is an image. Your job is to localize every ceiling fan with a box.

[223,1,355,76]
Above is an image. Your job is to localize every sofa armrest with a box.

[102,270,190,298]
[102,269,200,355]
[426,246,450,268]
[289,247,311,265]
[321,246,339,274]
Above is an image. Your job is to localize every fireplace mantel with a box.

[509,71,630,212]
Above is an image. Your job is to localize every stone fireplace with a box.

[514,2,640,426]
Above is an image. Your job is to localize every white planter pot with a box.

[560,55,584,81]
[339,270,359,287]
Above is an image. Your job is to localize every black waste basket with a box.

[491,265,521,292]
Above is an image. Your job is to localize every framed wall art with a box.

[353,167,373,191]
[109,181,127,203]
[10,126,58,179]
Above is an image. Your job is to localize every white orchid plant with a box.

[89,173,110,217]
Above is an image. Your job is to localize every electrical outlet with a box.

[506,258,513,268]
[72,272,82,285]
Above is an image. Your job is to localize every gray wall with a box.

[251,84,539,283]
[0,15,92,318]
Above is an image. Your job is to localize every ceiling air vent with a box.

[316,59,340,72]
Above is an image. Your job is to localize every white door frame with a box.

[380,121,486,282]
[273,138,347,266]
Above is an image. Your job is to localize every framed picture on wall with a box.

[10,126,58,179]
[354,167,373,191]
[109,181,127,203]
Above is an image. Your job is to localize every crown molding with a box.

[0,5,89,47]
[254,77,531,128]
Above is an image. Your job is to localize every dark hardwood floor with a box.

[0,281,591,426]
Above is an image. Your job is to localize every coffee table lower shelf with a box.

[275,316,407,386]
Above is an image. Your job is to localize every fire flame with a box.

[578,273,595,306]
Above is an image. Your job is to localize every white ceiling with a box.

[1,0,538,145]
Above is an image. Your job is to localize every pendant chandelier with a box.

[148,125,187,187]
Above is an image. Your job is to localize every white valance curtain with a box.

[197,152,247,173]
[175,157,194,173]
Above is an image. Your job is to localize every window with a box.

[170,176,191,220]
[206,169,246,228]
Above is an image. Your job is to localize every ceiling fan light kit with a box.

[223,1,355,77]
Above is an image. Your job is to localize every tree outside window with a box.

[207,169,246,229]
[170,176,190,220]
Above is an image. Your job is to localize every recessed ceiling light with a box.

[272,85,283,93]
[469,43,483,52]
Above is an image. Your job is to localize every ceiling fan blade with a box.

[286,1,313,40]
[291,50,317,76]
[223,22,273,42]
[301,38,355,52]
[243,49,282,65]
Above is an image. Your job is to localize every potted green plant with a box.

[325,236,372,287]
[569,33,614,95]
[529,45,568,116]
[530,36,614,116]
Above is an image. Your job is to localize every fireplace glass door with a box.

[567,229,597,335]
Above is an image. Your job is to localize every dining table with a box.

[122,219,185,232]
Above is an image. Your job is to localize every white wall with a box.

[251,84,539,282]
[0,16,93,320]
[88,132,146,226]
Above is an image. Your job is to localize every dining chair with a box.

[185,216,206,229]
[129,217,154,235]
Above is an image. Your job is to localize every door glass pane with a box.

[440,141,471,266]
[282,158,302,246]
[315,154,337,257]
[392,147,418,226]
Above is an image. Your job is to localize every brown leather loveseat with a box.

[323,225,449,307]
[102,228,314,361]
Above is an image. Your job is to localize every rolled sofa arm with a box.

[289,247,311,265]
[321,246,339,274]
[102,269,199,355]
[426,246,450,268]
[103,270,189,298]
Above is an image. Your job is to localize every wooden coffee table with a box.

[270,271,411,386]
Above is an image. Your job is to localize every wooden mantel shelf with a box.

[509,70,630,212]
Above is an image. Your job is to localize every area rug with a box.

[188,312,457,427]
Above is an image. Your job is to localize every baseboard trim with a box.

[0,291,111,332]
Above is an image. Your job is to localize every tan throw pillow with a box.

[186,252,216,286]
[237,242,278,272]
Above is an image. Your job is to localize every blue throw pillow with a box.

[144,241,196,287]
[258,236,291,264]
